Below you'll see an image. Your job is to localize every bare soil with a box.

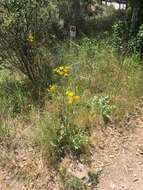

[97,118,143,190]
[0,117,143,190]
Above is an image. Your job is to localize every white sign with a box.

[70,25,77,39]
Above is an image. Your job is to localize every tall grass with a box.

[53,37,143,123]
[0,36,143,160]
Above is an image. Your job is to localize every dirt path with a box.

[0,169,25,190]
[0,119,143,190]
[97,121,143,190]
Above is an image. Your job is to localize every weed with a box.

[64,176,85,190]
[36,114,88,160]
[0,79,29,117]
[60,168,86,190]
[0,122,9,140]
[87,96,116,123]
[88,170,101,187]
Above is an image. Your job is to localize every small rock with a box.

[110,183,116,189]
[133,178,139,182]
[87,182,92,187]
[115,147,119,151]
[109,155,115,159]
[138,147,143,155]
[121,184,125,188]
[136,152,139,156]
[78,163,85,171]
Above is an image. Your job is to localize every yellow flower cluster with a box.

[27,33,34,43]
[66,91,80,104]
[54,66,70,77]
[48,84,57,93]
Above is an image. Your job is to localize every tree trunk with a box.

[130,0,143,34]
[71,0,82,25]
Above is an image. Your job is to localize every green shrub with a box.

[112,20,129,53]
[88,170,101,187]
[79,37,98,58]
[0,70,34,117]
[112,21,143,55]
[64,176,85,190]
[0,0,58,85]
[87,96,116,123]
[60,168,86,190]
[37,114,88,159]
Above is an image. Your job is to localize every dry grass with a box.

[0,37,143,189]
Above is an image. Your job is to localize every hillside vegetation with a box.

[0,0,143,189]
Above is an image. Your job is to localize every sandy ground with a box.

[97,120,143,190]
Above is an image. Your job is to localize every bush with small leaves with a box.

[59,168,86,190]
[112,21,129,54]
[37,114,88,159]
[87,96,116,123]
[0,0,59,86]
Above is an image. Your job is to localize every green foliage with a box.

[0,71,29,116]
[0,0,57,85]
[83,7,125,35]
[88,96,116,123]
[135,24,143,53]
[0,122,9,140]
[79,37,98,58]
[112,20,143,55]
[64,176,85,190]
[0,70,45,117]
[60,168,86,190]
[57,124,88,153]
[0,81,28,116]
[112,21,129,53]
[52,36,142,124]
[126,25,143,54]
[0,0,128,87]
[0,0,119,86]
[0,2,143,188]
[37,115,88,159]
[88,170,101,186]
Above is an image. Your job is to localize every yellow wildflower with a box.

[54,66,70,77]
[66,90,80,104]
[48,84,57,93]
[27,32,34,43]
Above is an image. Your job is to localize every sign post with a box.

[69,25,77,40]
